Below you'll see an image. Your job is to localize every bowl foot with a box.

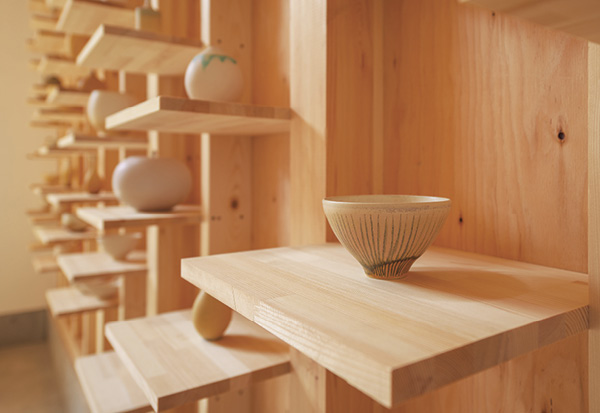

[363,257,418,280]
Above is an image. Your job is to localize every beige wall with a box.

[0,1,56,316]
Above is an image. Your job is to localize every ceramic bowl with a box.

[184,46,243,102]
[61,213,88,232]
[86,90,139,132]
[75,277,120,298]
[99,233,142,260]
[112,156,192,212]
[323,195,451,280]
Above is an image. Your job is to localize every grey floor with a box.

[0,341,65,413]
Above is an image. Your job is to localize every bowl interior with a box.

[323,194,450,207]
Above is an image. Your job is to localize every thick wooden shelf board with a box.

[76,205,202,230]
[58,251,146,283]
[57,0,135,35]
[34,226,96,245]
[46,286,118,317]
[30,13,59,31]
[28,30,67,55]
[106,310,290,411]
[57,133,148,149]
[32,254,59,274]
[46,191,117,208]
[76,352,151,413]
[29,147,94,159]
[30,119,72,129]
[182,244,589,408]
[30,183,73,196]
[34,107,87,123]
[461,0,600,44]
[46,88,90,107]
[77,25,205,75]
[38,56,90,77]
[28,211,61,225]
[106,96,291,135]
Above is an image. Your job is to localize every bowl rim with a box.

[323,194,451,207]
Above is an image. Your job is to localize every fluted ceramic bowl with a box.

[323,195,451,280]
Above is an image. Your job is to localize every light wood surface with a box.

[29,119,72,129]
[34,107,86,123]
[76,205,202,230]
[75,351,151,413]
[46,88,90,107]
[37,56,91,78]
[32,254,59,274]
[182,243,589,408]
[589,41,600,413]
[34,226,96,245]
[58,251,146,283]
[461,0,600,44]
[46,286,118,317]
[30,13,59,31]
[106,96,291,135]
[46,191,117,208]
[27,30,67,55]
[105,310,291,411]
[57,133,148,149]
[77,25,205,75]
[57,0,135,35]
[30,183,72,195]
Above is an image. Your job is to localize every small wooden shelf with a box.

[46,191,118,208]
[34,226,96,245]
[106,96,291,135]
[46,87,90,107]
[32,254,59,274]
[27,30,67,56]
[46,286,118,317]
[57,0,135,35]
[182,244,589,408]
[57,132,148,149]
[106,310,290,411]
[28,211,60,225]
[77,25,205,75]
[30,119,72,129]
[38,56,90,78]
[75,352,151,413]
[30,13,59,31]
[76,205,202,230]
[29,146,95,159]
[34,107,87,123]
[58,251,146,283]
[30,183,72,196]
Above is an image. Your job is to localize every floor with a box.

[0,341,65,413]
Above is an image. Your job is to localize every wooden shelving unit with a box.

[75,352,151,413]
[46,191,117,208]
[77,25,205,75]
[58,251,146,283]
[32,254,59,274]
[76,205,202,230]
[46,286,118,317]
[57,133,148,149]
[106,96,291,135]
[34,226,96,245]
[182,244,589,408]
[46,87,90,107]
[57,0,135,35]
[106,310,291,411]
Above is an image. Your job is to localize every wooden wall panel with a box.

[383,0,588,272]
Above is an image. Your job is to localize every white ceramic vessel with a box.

[192,291,232,341]
[112,156,192,212]
[61,213,88,232]
[184,46,243,102]
[99,233,142,260]
[323,195,451,279]
[75,278,120,298]
[86,90,138,132]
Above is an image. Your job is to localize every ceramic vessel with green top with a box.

[184,46,243,102]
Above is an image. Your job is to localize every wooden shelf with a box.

[46,286,118,317]
[46,87,90,107]
[38,56,90,78]
[58,251,146,283]
[30,13,59,31]
[57,0,135,35]
[106,96,291,135]
[461,0,600,44]
[46,191,118,208]
[30,183,72,196]
[76,205,202,230]
[29,146,95,159]
[30,119,72,129]
[182,244,589,408]
[34,226,96,245]
[34,107,87,123]
[106,310,290,411]
[27,30,67,56]
[77,25,205,75]
[57,132,148,149]
[75,352,151,413]
[27,211,61,225]
[32,254,59,274]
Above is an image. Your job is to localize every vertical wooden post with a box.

[588,41,600,413]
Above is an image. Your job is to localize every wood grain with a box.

[57,0,135,35]
[106,96,291,135]
[75,351,151,413]
[182,243,589,408]
[77,25,204,75]
[76,205,202,230]
[57,251,146,283]
[37,56,91,78]
[34,226,96,245]
[57,133,148,149]
[46,191,117,208]
[46,88,90,107]
[105,310,291,412]
[46,286,118,317]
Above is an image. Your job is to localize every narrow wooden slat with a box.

[58,251,146,283]
[77,25,205,75]
[46,286,118,317]
[105,310,290,412]
[76,205,202,230]
[106,96,291,135]
[182,244,589,408]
